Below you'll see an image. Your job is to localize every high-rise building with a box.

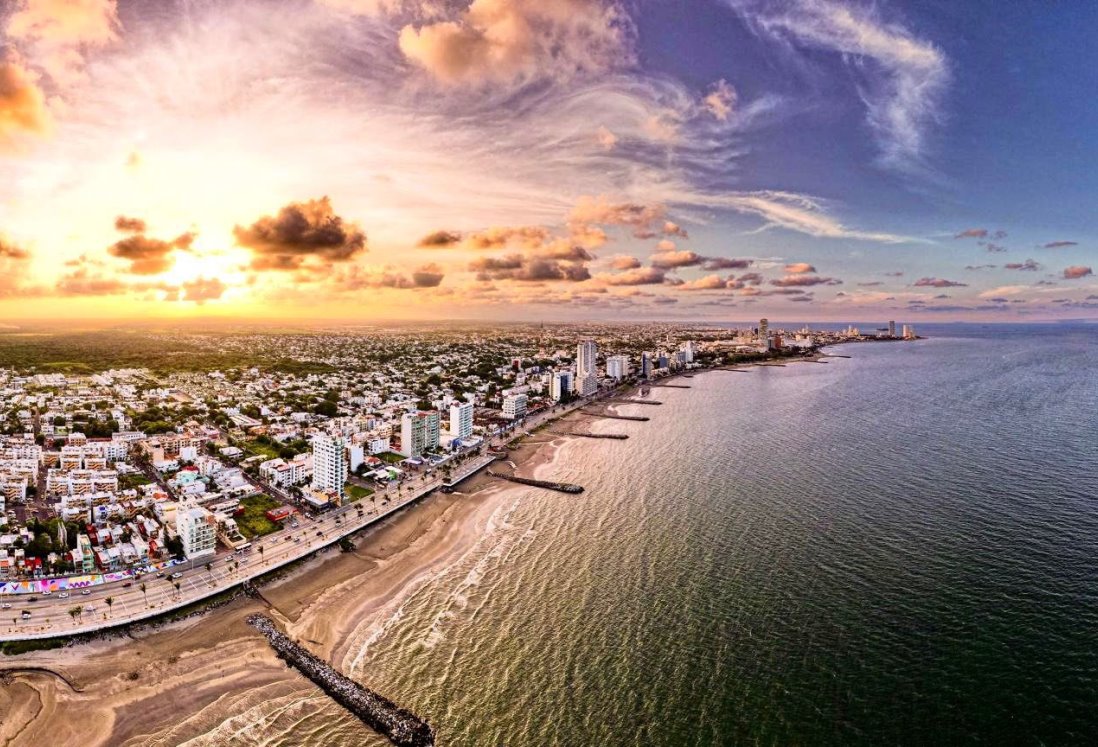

[903,324,916,340]
[606,354,629,380]
[502,393,528,420]
[449,401,474,439]
[400,411,440,458]
[576,339,598,396]
[550,371,573,401]
[759,318,769,343]
[682,341,695,364]
[312,433,347,499]
[888,320,896,338]
[177,503,217,560]
[641,352,652,379]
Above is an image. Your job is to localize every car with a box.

[156,571,165,578]
[59,591,69,599]
[26,596,37,603]
[20,610,31,619]
[81,589,91,596]
[0,603,11,609]
[42,589,52,596]
[122,582,132,588]
[316,530,323,537]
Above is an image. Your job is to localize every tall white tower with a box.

[312,433,347,499]
[576,339,598,396]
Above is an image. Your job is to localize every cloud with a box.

[1042,240,1078,249]
[114,215,147,233]
[663,221,688,238]
[569,196,674,240]
[1004,259,1040,272]
[738,271,764,286]
[463,225,551,250]
[595,266,666,286]
[1063,266,1093,280]
[703,79,737,121]
[339,262,447,290]
[730,0,947,172]
[7,0,121,83]
[608,254,641,270]
[857,281,882,286]
[417,230,463,248]
[234,197,367,271]
[954,228,988,239]
[0,53,52,149]
[715,191,912,242]
[784,262,816,274]
[964,264,996,270]
[0,237,31,261]
[651,250,705,270]
[702,257,751,270]
[179,277,227,304]
[397,0,633,85]
[107,231,195,275]
[596,125,617,151]
[771,274,841,287]
[981,242,1006,253]
[470,254,589,282]
[913,277,967,288]
[676,274,730,291]
[55,268,127,296]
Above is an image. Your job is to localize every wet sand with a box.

[0,422,581,747]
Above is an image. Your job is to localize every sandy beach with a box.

[0,414,584,747]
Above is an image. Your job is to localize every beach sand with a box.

[0,421,581,747]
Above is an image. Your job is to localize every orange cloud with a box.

[0,53,51,149]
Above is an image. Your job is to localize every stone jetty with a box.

[247,614,435,747]
[583,410,650,422]
[607,398,662,405]
[487,470,584,494]
[551,431,628,440]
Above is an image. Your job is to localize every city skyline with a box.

[1,0,1095,322]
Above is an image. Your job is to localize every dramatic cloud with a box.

[114,215,147,233]
[703,79,737,121]
[676,274,730,291]
[596,266,666,286]
[651,250,705,270]
[731,0,947,171]
[234,197,367,271]
[913,277,967,288]
[470,254,589,282]
[955,228,988,239]
[608,254,641,270]
[784,262,816,274]
[0,53,51,149]
[1042,240,1078,249]
[569,197,680,240]
[397,0,633,85]
[55,268,127,296]
[180,277,227,304]
[1004,259,1040,272]
[107,231,195,275]
[463,225,550,250]
[339,263,447,290]
[771,274,841,287]
[0,237,31,261]
[417,230,463,248]
[1063,266,1093,280]
[7,0,121,83]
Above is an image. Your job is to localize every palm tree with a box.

[104,597,114,617]
[205,562,213,574]
[139,582,147,605]
[173,581,181,598]
[258,546,265,564]
[68,606,82,625]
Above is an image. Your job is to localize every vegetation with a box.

[345,484,373,502]
[235,494,283,538]
[377,451,405,465]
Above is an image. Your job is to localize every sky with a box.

[0,0,1095,322]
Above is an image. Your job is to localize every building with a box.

[606,355,629,380]
[177,503,217,560]
[449,401,474,438]
[641,352,652,379]
[312,433,347,500]
[576,339,598,396]
[903,324,916,339]
[550,371,573,401]
[682,341,695,364]
[758,318,769,344]
[888,320,896,338]
[502,393,528,420]
[400,411,440,458]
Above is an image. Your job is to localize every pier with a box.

[582,410,650,422]
[550,431,629,440]
[248,614,435,747]
[487,470,584,494]
[649,383,691,389]
[607,398,663,405]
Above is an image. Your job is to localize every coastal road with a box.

[0,454,497,641]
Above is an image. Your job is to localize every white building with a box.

[312,434,347,499]
[401,411,440,458]
[682,341,695,364]
[903,324,916,339]
[449,401,474,439]
[502,393,528,420]
[577,339,598,396]
[606,355,629,380]
[550,371,573,401]
[177,503,217,560]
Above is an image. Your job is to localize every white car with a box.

[0,603,11,609]
[81,589,91,596]
[59,592,70,599]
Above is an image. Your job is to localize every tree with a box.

[105,597,114,617]
[140,582,147,605]
[68,606,83,625]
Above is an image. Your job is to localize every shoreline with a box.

[0,346,869,746]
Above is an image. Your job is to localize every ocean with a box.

[203,323,1098,746]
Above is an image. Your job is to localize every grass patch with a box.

[345,484,374,503]
[1,637,69,656]
[377,451,406,465]
[242,440,281,461]
[118,473,152,491]
[235,494,283,538]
